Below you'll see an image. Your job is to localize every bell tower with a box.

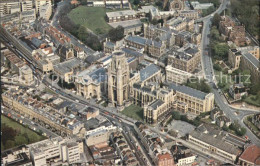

[108,51,130,108]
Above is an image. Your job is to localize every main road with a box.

[200,0,260,145]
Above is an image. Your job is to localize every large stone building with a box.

[219,16,249,47]
[108,51,130,108]
[167,44,201,73]
[143,23,176,48]
[168,83,215,114]
[165,16,194,32]
[228,48,260,83]
[75,66,106,100]
[125,35,166,58]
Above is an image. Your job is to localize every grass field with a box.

[1,115,46,150]
[121,104,143,121]
[244,95,260,107]
[68,6,113,35]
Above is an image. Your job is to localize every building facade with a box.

[108,51,130,107]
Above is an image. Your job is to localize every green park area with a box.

[1,115,46,151]
[68,6,112,35]
[122,104,143,121]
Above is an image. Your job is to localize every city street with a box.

[199,0,260,145]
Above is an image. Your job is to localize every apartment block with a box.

[35,0,52,15]
[85,125,117,146]
[28,137,83,165]
[0,0,20,16]
[39,3,52,20]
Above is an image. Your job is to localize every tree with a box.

[108,26,124,42]
[213,64,222,71]
[213,43,229,59]
[133,0,140,5]
[1,124,17,144]
[15,135,28,146]
[5,140,15,150]
[172,111,181,120]
[212,13,221,28]
[181,115,188,122]
[78,26,88,42]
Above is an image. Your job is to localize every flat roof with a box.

[106,10,136,18]
[190,130,240,155]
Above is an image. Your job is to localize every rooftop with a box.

[190,130,240,155]
[239,145,260,164]
[140,64,160,82]
[167,83,208,100]
[106,10,136,18]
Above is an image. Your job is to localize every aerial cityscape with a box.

[0,0,259,165]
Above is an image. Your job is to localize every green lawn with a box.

[121,104,143,121]
[1,115,46,150]
[68,6,113,35]
[214,70,233,92]
[244,95,260,107]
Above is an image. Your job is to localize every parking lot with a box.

[167,120,195,137]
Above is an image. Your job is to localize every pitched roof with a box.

[239,145,260,164]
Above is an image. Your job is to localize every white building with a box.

[165,65,192,84]
[39,3,52,20]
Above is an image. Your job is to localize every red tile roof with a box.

[157,153,173,161]
[240,145,260,164]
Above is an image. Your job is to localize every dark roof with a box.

[31,37,43,48]
[167,83,208,100]
[149,99,164,110]
[140,64,160,82]
[121,47,143,57]
[242,52,259,68]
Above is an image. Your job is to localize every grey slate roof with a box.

[242,52,260,69]
[190,130,240,155]
[121,47,143,57]
[167,83,207,100]
[140,64,160,82]
[149,99,164,110]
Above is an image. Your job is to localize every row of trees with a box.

[58,3,102,51]
[2,123,42,150]
[185,77,211,93]
[230,0,260,38]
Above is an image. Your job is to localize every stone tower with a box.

[108,51,130,108]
